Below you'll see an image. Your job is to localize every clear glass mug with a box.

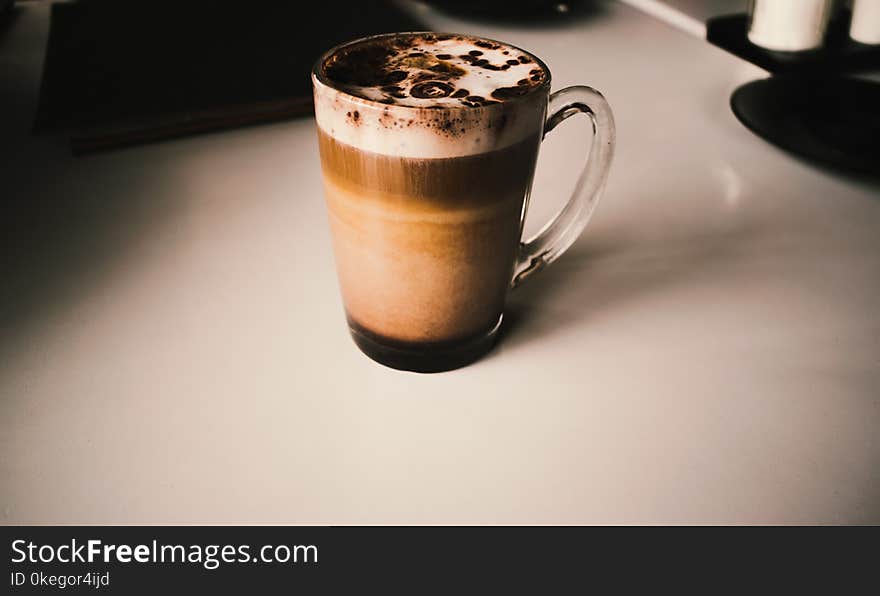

[312,32,615,372]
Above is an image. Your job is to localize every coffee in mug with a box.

[312,33,614,372]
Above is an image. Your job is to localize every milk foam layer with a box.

[313,33,549,159]
[321,33,548,108]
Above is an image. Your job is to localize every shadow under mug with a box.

[312,32,615,372]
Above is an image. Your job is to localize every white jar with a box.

[747,0,835,52]
[850,0,880,44]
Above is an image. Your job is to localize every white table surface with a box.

[1,1,878,524]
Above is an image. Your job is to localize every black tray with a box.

[34,0,425,154]
[731,74,880,175]
[707,13,880,75]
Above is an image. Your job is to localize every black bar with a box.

[1,526,873,593]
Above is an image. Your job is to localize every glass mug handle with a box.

[512,86,616,287]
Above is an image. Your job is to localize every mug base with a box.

[348,316,502,373]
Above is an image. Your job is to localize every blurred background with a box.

[3,0,757,152]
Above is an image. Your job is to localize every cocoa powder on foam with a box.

[312,33,550,159]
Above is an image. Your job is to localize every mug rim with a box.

[311,31,553,111]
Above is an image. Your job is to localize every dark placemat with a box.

[731,75,880,175]
[707,12,880,75]
[34,0,426,153]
